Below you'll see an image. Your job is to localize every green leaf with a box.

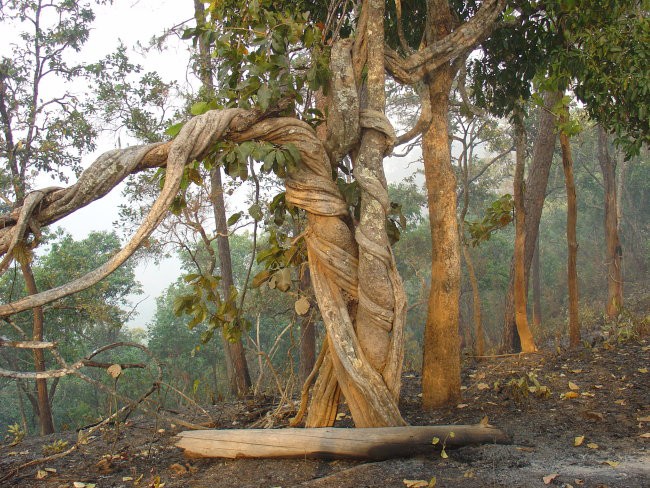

[262,150,276,172]
[284,143,302,166]
[238,141,256,159]
[190,101,209,115]
[257,85,271,110]
[248,203,263,222]
[227,211,243,226]
[165,122,184,137]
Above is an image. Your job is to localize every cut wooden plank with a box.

[175,424,511,460]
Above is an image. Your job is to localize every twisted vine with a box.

[0,6,407,426]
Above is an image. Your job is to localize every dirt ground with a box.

[2,331,649,488]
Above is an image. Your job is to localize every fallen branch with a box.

[0,337,57,349]
[176,424,511,460]
[469,351,546,359]
[81,360,146,370]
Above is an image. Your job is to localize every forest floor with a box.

[1,322,649,488]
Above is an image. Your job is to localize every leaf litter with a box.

[2,338,648,487]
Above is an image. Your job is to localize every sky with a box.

[68,1,196,328]
[3,0,425,330]
[32,0,196,329]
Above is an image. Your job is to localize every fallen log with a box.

[175,424,511,460]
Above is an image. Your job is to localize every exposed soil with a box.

[2,334,649,488]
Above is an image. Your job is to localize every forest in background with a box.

[0,0,648,440]
[2,107,647,435]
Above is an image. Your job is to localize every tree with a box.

[597,127,623,319]
[0,230,141,432]
[193,0,251,397]
[558,99,581,347]
[1,0,647,428]
[452,100,514,357]
[512,109,538,352]
[0,0,101,434]
[383,0,507,409]
[469,0,648,351]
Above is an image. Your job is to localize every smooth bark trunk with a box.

[597,127,623,319]
[531,236,542,328]
[502,91,561,352]
[421,70,461,408]
[512,115,537,353]
[559,115,580,348]
[421,0,461,408]
[462,244,484,357]
[20,261,55,435]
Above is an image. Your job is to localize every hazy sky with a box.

[37,0,195,328]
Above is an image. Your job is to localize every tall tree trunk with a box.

[345,0,405,425]
[20,261,55,435]
[559,110,580,347]
[421,0,461,409]
[462,245,484,357]
[421,72,461,408]
[502,91,561,352]
[512,113,537,353]
[531,235,542,328]
[597,126,623,319]
[194,0,251,397]
[210,167,252,396]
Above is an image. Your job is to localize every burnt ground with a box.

[1,330,649,488]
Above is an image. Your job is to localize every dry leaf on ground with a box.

[543,473,560,484]
[403,480,429,487]
[169,463,188,475]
